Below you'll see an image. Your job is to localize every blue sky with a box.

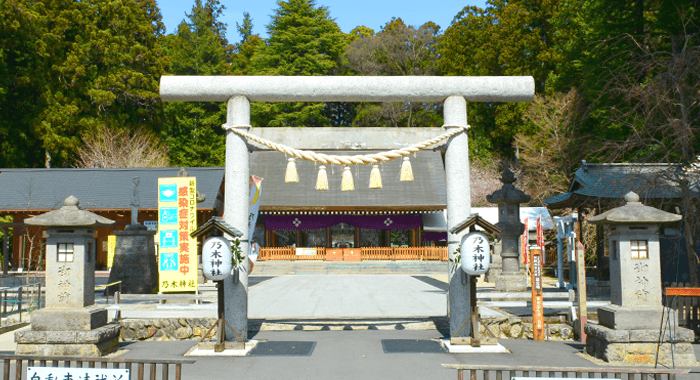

[157,0,487,44]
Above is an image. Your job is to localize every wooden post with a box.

[576,241,588,343]
[531,247,544,341]
[215,280,226,352]
[469,275,480,346]
[2,227,8,274]
[18,286,23,321]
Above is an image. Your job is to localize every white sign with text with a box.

[28,367,129,380]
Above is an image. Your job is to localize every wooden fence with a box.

[259,247,448,261]
[0,356,195,380]
[663,282,700,334]
[441,364,690,380]
[258,247,326,261]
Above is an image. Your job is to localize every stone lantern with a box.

[585,192,696,366]
[487,169,531,292]
[15,196,121,356]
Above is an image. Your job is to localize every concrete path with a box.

[79,331,700,380]
[1,328,697,380]
[250,274,446,318]
[105,274,507,319]
[0,264,696,380]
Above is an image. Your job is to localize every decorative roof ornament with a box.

[24,196,115,227]
[487,168,531,204]
[588,191,682,225]
[500,168,516,184]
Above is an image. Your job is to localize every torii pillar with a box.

[443,96,472,337]
[160,76,534,340]
[223,96,251,341]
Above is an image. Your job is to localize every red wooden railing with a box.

[259,247,448,261]
[663,283,700,334]
[258,247,326,261]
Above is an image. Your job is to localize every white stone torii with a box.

[160,75,534,342]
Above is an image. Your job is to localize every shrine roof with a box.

[0,167,224,212]
[544,161,697,209]
[0,151,448,214]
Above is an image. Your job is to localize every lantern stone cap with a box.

[24,196,116,227]
[486,168,531,204]
[588,192,682,225]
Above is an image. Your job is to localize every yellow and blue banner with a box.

[106,235,116,268]
[157,177,197,292]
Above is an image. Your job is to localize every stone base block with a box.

[186,340,258,357]
[585,323,697,367]
[15,324,120,357]
[485,264,502,284]
[585,323,695,344]
[598,305,676,330]
[495,273,527,292]
[586,279,610,297]
[30,306,108,331]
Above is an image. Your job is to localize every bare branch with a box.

[75,127,170,168]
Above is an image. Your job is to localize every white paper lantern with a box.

[202,237,232,281]
[460,232,491,276]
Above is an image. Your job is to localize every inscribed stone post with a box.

[16,196,120,356]
[585,192,697,366]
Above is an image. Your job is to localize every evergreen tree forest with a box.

[2,0,699,181]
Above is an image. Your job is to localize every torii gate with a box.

[160,76,534,342]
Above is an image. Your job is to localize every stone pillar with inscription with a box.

[585,192,696,366]
[15,196,121,356]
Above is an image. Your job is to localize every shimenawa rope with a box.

[222,125,468,166]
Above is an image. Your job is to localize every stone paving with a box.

[0,262,697,379]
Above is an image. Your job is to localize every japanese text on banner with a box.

[537,216,546,264]
[157,177,197,292]
[522,218,529,265]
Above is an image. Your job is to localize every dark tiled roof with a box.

[0,167,224,212]
[449,214,500,236]
[191,216,242,238]
[544,162,693,209]
[1,150,447,213]
[250,150,446,210]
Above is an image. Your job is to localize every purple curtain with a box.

[343,215,421,230]
[265,215,341,231]
[266,215,422,231]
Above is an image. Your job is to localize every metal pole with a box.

[557,237,565,288]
